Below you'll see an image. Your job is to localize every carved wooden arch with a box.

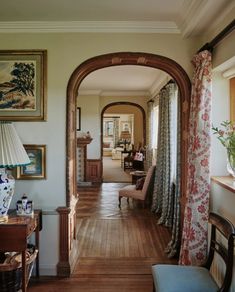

[101,101,146,157]
[66,52,191,206]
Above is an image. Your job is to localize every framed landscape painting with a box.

[0,50,47,121]
[16,144,46,179]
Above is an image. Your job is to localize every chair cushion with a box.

[136,177,145,190]
[152,264,219,292]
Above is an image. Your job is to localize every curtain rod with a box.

[197,19,235,53]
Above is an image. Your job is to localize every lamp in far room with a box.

[120,130,131,151]
[0,121,30,222]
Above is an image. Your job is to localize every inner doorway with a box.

[101,102,146,183]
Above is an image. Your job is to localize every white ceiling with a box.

[0,0,233,95]
[0,0,185,22]
[78,66,169,97]
[0,0,232,36]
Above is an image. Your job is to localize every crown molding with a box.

[204,2,235,38]
[223,67,235,79]
[0,21,180,34]
[213,56,235,74]
[179,0,235,38]
[179,0,209,38]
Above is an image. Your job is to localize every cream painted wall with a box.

[77,95,100,159]
[100,95,148,113]
[210,62,235,291]
[0,32,196,275]
[212,30,235,71]
[197,6,235,70]
[210,71,230,176]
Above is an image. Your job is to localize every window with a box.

[151,105,159,149]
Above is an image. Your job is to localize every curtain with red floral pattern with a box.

[179,50,212,265]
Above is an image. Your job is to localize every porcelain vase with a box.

[227,148,235,179]
[0,168,15,219]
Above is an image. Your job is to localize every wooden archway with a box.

[58,52,191,276]
[66,52,190,205]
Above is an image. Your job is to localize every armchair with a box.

[118,165,155,208]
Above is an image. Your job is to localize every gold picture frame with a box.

[16,144,46,179]
[0,50,47,121]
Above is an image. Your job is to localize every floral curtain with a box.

[179,50,212,265]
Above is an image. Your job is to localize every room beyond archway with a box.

[101,101,146,183]
[67,52,191,208]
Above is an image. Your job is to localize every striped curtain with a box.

[151,82,181,257]
[151,85,171,215]
[165,91,181,257]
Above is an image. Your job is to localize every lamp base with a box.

[0,168,15,218]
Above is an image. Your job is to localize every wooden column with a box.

[56,206,71,277]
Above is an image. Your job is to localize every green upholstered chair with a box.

[152,212,235,292]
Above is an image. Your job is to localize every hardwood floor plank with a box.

[29,275,153,292]
[29,183,178,291]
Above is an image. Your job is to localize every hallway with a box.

[29,183,177,291]
[102,157,132,183]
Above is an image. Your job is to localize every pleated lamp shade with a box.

[0,122,30,221]
[0,122,30,167]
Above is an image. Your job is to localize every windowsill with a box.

[211,176,235,193]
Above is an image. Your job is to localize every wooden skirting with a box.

[86,159,102,182]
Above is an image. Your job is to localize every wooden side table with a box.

[0,209,42,292]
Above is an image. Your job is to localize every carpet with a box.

[103,157,131,182]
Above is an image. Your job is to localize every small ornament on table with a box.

[16,194,34,216]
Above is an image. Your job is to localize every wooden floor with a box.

[29,183,177,291]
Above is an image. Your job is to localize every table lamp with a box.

[0,121,30,222]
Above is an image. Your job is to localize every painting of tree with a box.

[0,50,46,121]
[0,61,36,110]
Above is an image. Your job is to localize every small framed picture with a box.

[77,107,81,131]
[16,144,46,179]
